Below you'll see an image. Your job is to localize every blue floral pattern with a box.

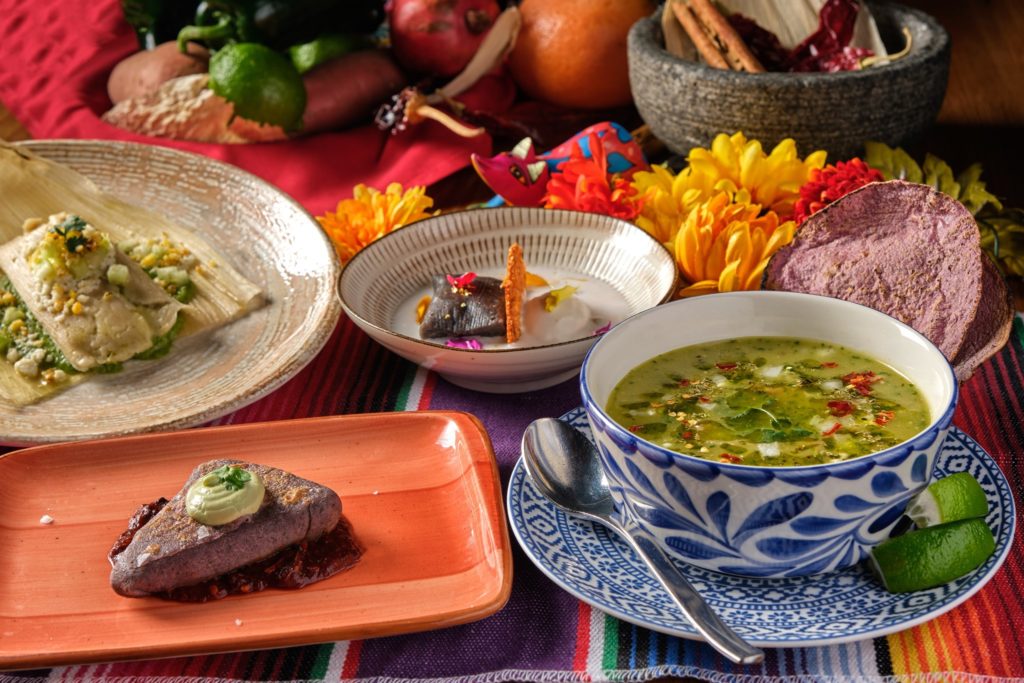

[508,410,1014,646]
[584,401,952,576]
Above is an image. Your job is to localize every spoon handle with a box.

[617,520,765,665]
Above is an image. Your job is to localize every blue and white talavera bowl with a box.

[580,291,958,578]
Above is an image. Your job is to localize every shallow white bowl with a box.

[339,208,677,393]
[581,291,958,576]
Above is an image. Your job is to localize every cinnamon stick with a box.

[687,0,765,73]
[670,0,729,69]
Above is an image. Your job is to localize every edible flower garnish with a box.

[793,158,883,224]
[525,272,549,287]
[415,295,431,323]
[672,191,796,297]
[445,338,483,350]
[543,133,641,220]
[316,183,434,266]
[446,272,477,289]
[543,284,578,312]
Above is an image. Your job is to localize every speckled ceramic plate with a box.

[508,408,1014,647]
[0,141,340,445]
[339,208,677,393]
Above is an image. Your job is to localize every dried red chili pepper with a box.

[715,362,738,371]
[789,0,865,72]
[628,425,644,433]
[719,453,742,464]
[820,361,838,368]
[827,400,854,417]
[682,431,694,439]
[875,410,895,426]
[678,378,691,386]
[727,13,790,72]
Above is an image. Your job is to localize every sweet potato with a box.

[107,41,209,105]
[300,49,406,134]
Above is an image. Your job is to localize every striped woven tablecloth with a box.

[4,317,1021,683]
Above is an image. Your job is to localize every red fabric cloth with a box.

[0,0,491,216]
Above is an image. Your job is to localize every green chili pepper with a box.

[288,33,369,74]
[176,0,386,53]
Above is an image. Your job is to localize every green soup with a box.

[606,337,931,466]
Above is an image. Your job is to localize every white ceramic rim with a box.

[580,290,959,471]
[338,207,678,355]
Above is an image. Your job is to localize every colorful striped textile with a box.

[3,318,1022,683]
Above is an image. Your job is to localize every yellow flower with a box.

[317,183,434,265]
[673,192,796,297]
[630,133,825,241]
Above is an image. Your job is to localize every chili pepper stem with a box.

[409,104,485,138]
[177,15,235,53]
[860,27,913,68]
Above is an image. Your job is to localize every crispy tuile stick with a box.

[687,0,765,73]
[502,243,526,343]
[671,0,729,69]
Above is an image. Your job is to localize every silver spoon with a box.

[522,417,764,665]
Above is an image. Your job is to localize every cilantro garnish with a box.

[52,215,90,253]
[212,465,252,491]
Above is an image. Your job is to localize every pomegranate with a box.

[388,0,500,77]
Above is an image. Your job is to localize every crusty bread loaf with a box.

[110,459,340,597]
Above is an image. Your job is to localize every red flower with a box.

[544,133,642,220]
[793,158,883,224]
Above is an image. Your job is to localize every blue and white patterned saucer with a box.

[507,408,1015,647]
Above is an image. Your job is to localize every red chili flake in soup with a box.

[843,371,881,396]
[828,400,854,417]
[822,422,843,436]
[605,337,930,466]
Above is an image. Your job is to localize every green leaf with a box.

[725,408,774,432]
[864,141,922,183]
[956,162,1003,215]
[921,154,960,198]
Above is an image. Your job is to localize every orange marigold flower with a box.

[793,158,884,224]
[317,183,434,265]
[543,133,642,221]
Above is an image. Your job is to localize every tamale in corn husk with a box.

[0,142,264,405]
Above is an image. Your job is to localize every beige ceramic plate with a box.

[0,412,512,670]
[0,140,340,445]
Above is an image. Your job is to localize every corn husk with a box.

[0,142,264,405]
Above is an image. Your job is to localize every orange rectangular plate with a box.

[0,412,512,670]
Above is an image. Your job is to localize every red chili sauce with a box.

[108,498,363,602]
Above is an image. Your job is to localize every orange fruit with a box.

[508,0,655,110]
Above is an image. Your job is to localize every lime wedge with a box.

[869,518,996,593]
[905,472,989,528]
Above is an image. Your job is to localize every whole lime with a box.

[209,42,307,131]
